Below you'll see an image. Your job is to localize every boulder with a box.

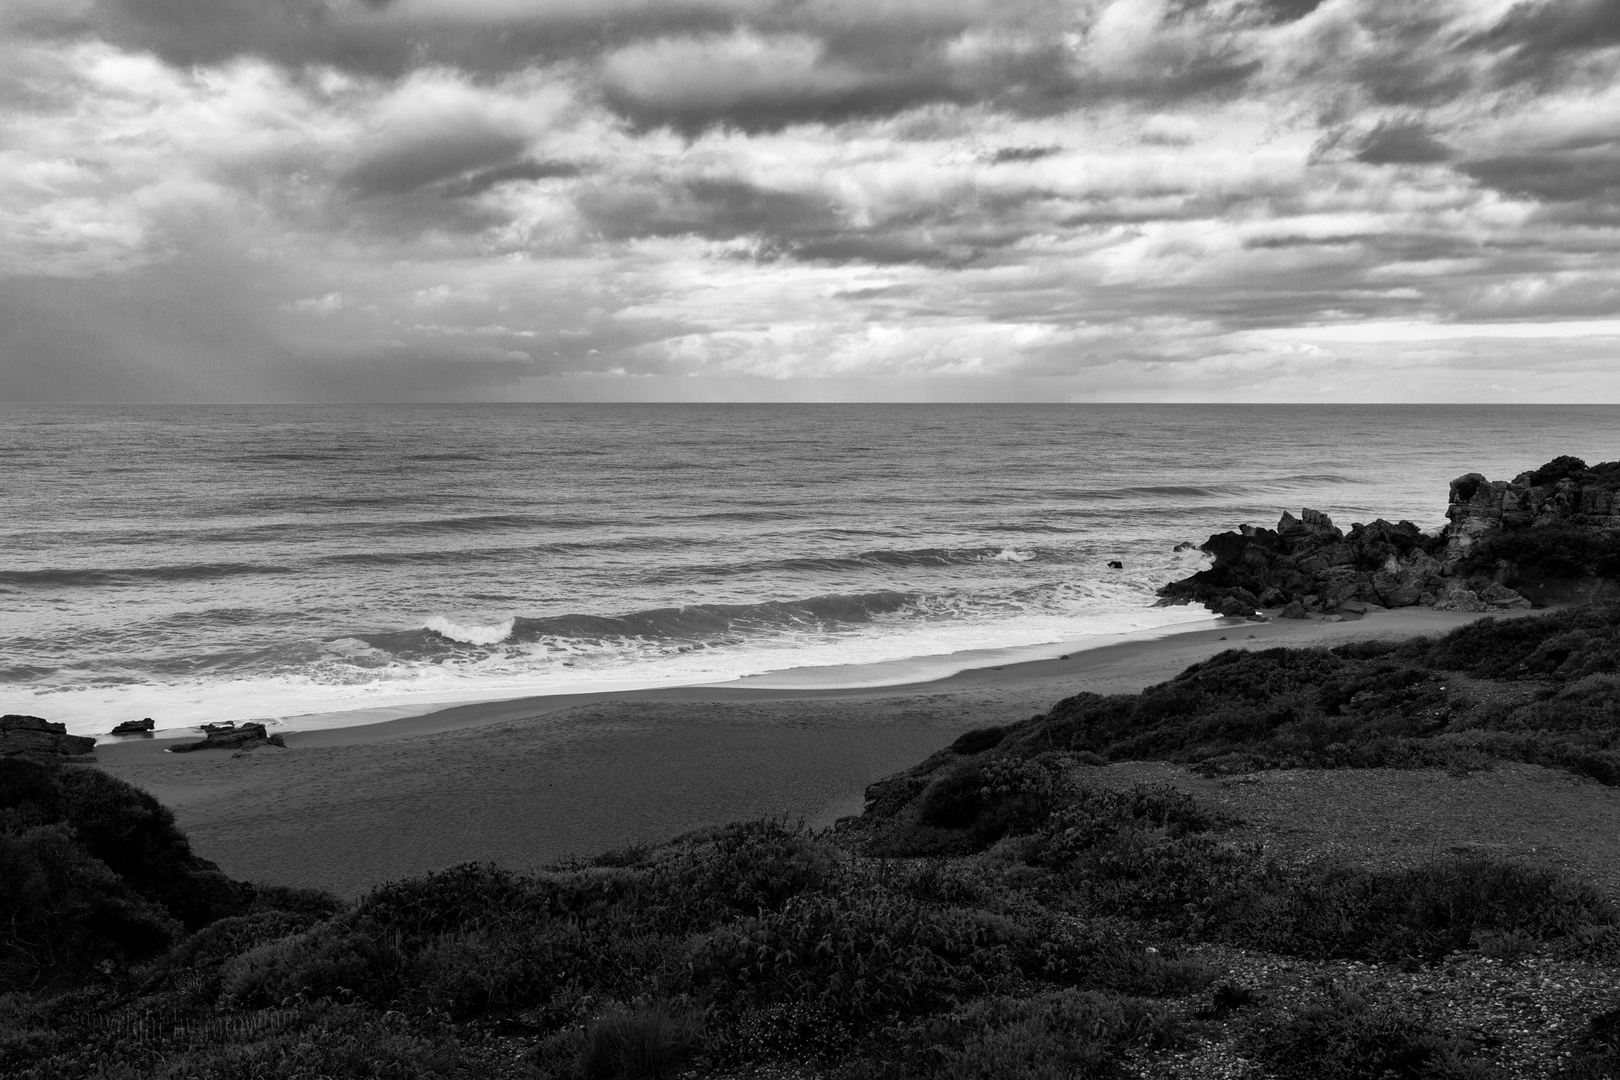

[1,714,96,758]
[1432,583,1488,613]
[169,721,286,753]
[109,717,155,735]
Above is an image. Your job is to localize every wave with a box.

[514,590,917,643]
[362,590,922,657]
[1048,475,1356,503]
[375,513,603,537]
[0,562,290,589]
[674,545,1047,579]
[319,536,670,568]
[425,615,517,646]
[0,663,56,683]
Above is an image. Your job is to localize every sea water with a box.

[3,403,1616,735]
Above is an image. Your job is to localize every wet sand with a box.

[92,607,1513,897]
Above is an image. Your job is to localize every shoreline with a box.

[91,606,1528,897]
[94,606,1487,756]
[63,607,1228,742]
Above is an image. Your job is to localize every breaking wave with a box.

[424,616,518,646]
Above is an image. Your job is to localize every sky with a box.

[1,0,1618,402]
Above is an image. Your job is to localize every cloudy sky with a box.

[2,0,1618,402]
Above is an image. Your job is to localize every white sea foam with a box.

[33,601,1220,736]
[425,615,516,646]
[986,547,1035,562]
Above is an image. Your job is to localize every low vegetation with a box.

[865,603,1620,802]
[4,605,1619,1078]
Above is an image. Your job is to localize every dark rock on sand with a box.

[1107,560,1124,569]
[109,717,156,735]
[169,721,286,753]
[1154,455,1620,618]
[1,714,96,758]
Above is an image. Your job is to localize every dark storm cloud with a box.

[441,158,583,199]
[344,127,530,197]
[1251,0,1326,24]
[1482,0,1620,62]
[989,146,1063,164]
[49,0,412,74]
[1355,119,1452,165]
[26,0,740,78]
[1460,139,1620,215]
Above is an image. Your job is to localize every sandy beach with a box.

[92,607,1520,897]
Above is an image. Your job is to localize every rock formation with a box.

[1,715,97,758]
[168,721,286,753]
[109,717,156,735]
[1158,456,1620,618]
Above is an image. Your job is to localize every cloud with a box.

[2,0,1619,401]
[1482,0,1620,63]
[1355,119,1452,164]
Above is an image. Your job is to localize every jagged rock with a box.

[1156,455,1620,618]
[1279,600,1309,619]
[1,714,97,758]
[169,721,286,754]
[1158,510,1449,617]
[109,718,155,735]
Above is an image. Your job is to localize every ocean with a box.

[3,403,1616,736]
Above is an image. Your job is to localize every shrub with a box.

[0,825,179,990]
[1251,988,1501,1079]
[0,760,251,934]
[1214,857,1614,963]
[1416,605,1620,682]
[949,727,1010,755]
[922,990,1178,1080]
[220,918,408,1008]
[577,1002,700,1080]
[868,754,1069,856]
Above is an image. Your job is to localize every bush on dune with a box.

[853,605,1620,794]
[0,824,179,990]
[1412,603,1620,681]
[907,989,1180,1080]
[1251,987,1502,1080]
[0,758,250,928]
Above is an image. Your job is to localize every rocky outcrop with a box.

[168,721,286,753]
[1,715,96,758]
[1442,457,1620,605]
[1158,511,1463,618]
[109,717,155,735]
[1158,455,1620,618]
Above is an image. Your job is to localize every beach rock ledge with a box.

[1,714,97,759]
[168,721,286,753]
[1159,456,1620,618]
